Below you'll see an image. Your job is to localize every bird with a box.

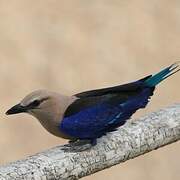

[6,62,180,148]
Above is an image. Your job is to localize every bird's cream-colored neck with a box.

[29,94,77,139]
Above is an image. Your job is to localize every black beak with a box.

[6,104,27,115]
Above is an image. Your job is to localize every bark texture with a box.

[0,104,180,180]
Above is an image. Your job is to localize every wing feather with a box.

[60,76,155,139]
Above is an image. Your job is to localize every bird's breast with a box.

[32,111,73,139]
[39,117,72,139]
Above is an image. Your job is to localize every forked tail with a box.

[144,62,180,87]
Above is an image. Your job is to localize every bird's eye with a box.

[30,100,41,107]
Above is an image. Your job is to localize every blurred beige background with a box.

[0,0,179,179]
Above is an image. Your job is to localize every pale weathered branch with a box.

[0,104,180,180]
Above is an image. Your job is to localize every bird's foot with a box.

[63,139,78,148]
[62,139,96,152]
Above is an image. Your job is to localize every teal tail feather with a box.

[145,62,180,87]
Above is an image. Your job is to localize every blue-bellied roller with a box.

[6,62,180,147]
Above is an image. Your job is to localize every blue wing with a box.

[59,62,180,140]
[60,87,154,140]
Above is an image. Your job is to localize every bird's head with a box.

[6,90,76,138]
[6,90,66,121]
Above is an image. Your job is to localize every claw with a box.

[62,139,93,152]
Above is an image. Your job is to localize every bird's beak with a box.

[6,103,27,115]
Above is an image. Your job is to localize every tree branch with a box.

[0,104,180,180]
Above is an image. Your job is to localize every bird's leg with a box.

[73,139,91,146]
[63,139,78,148]
[62,139,96,152]
[68,139,78,144]
[90,139,97,146]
